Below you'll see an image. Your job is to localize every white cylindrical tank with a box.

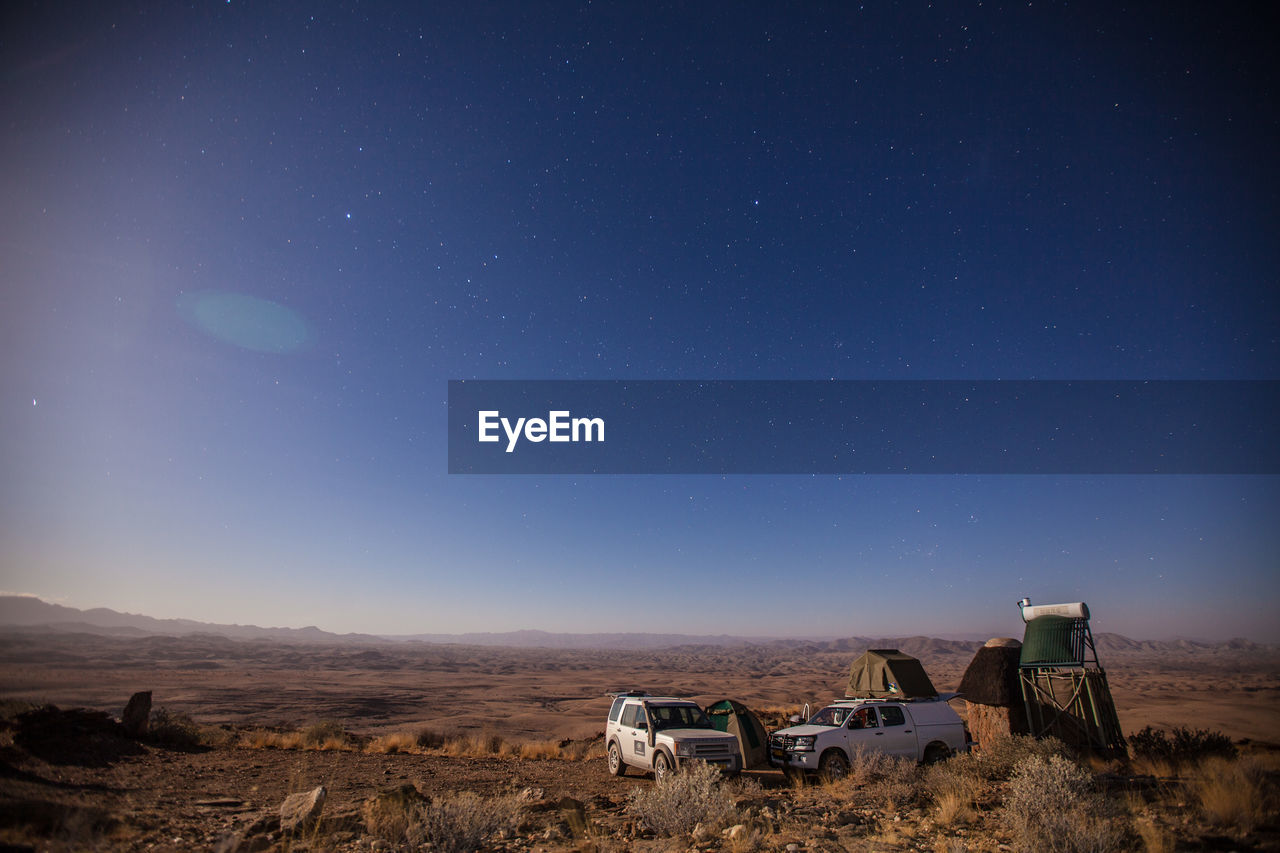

[1017,600,1089,622]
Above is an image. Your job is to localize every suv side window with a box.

[620,703,644,728]
[608,697,626,723]
[880,706,906,727]
[848,707,878,728]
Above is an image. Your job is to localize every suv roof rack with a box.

[606,690,652,698]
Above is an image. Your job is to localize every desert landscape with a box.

[1,604,1277,851]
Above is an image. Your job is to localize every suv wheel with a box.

[607,741,626,776]
[819,749,849,782]
[653,750,674,783]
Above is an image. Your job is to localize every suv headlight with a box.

[675,741,697,757]
[792,735,816,752]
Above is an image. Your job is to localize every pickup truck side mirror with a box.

[788,714,801,724]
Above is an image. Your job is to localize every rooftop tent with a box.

[846,649,938,699]
[705,699,769,770]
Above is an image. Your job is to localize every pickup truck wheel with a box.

[653,750,674,783]
[607,741,626,776]
[819,749,849,783]
[923,742,951,764]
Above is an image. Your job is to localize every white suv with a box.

[605,693,742,781]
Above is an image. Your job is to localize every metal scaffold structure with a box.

[1016,599,1126,756]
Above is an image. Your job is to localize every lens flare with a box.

[179,291,310,353]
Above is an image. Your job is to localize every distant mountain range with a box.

[0,595,1268,654]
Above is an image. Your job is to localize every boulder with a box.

[121,691,152,738]
[280,785,326,833]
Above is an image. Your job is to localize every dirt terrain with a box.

[1,630,1277,850]
[2,631,1276,743]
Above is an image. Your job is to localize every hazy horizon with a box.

[1,591,1274,646]
[3,5,1277,645]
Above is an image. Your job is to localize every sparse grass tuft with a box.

[933,789,974,828]
[367,731,418,754]
[627,760,739,837]
[1193,755,1270,834]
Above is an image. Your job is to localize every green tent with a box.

[845,649,939,699]
[705,699,769,770]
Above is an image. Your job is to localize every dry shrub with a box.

[974,734,1068,780]
[362,784,427,842]
[846,744,897,786]
[1001,754,1124,853]
[925,757,985,803]
[1194,755,1270,834]
[367,731,418,754]
[829,747,924,811]
[517,739,563,760]
[419,791,520,853]
[441,731,512,757]
[1129,725,1236,764]
[627,760,739,837]
[147,707,202,748]
[363,787,518,852]
[559,737,605,761]
[865,758,923,811]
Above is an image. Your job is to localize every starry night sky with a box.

[2,1,1277,640]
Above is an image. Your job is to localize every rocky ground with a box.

[2,704,1279,852]
[0,706,780,851]
[2,633,1278,851]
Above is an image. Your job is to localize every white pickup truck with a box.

[768,698,967,781]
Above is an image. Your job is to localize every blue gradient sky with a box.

[2,2,1277,640]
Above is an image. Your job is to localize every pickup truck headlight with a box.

[792,736,816,752]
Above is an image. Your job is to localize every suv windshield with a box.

[647,704,713,730]
[807,705,852,727]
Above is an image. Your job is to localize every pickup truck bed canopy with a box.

[846,649,939,699]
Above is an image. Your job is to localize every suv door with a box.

[619,703,651,769]
[843,705,883,754]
